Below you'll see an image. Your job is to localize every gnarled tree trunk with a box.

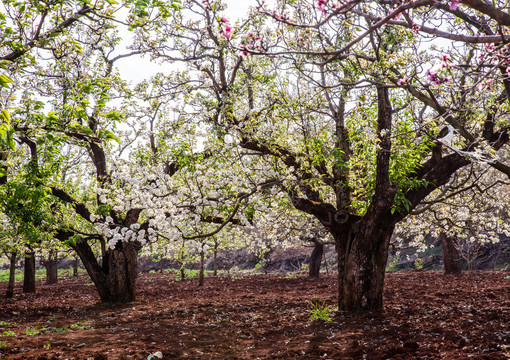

[43,249,58,284]
[336,222,394,311]
[108,242,138,303]
[441,232,462,274]
[71,239,139,303]
[23,249,36,293]
[308,240,324,278]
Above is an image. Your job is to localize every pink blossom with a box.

[222,25,233,40]
[450,0,460,10]
[426,69,447,86]
[412,23,421,33]
[317,0,327,15]
[441,54,455,69]
[479,81,492,91]
[506,67,510,75]
[393,5,402,19]
[220,17,229,23]
[247,31,253,37]
[397,75,408,86]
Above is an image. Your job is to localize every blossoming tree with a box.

[245,0,510,310]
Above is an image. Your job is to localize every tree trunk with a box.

[213,243,218,276]
[70,238,139,303]
[6,251,17,298]
[159,249,166,273]
[336,222,394,311]
[108,242,138,303]
[73,255,79,277]
[309,240,324,278]
[23,249,36,293]
[71,241,109,302]
[441,231,462,274]
[44,250,58,285]
[199,251,205,287]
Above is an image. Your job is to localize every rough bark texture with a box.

[330,87,397,311]
[23,250,36,293]
[44,250,58,285]
[6,252,17,298]
[339,223,394,311]
[441,232,462,274]
[308,241,324,278]
[108,242,138,303]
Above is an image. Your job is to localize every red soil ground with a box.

[0,271,509,359]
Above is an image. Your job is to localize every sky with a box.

[115,0,258,83]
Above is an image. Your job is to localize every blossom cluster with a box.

[239,31,263,58]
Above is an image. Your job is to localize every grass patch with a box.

[0,268,86,282]
[307,299,337,322]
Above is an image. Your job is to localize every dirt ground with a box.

[0,271,510,359]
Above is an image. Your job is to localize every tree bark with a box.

[6,251,17,298]
[70,239,110,302]
[333,220,394,311]
[23,249,36,293]
[73,255,79,277]
[108,242,138,303]
[308,240,324,278]
[441,232,462,274]
[44,250,58,284]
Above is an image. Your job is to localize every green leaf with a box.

[0,74,12,88]
[67,123,94,136]
[6,128,14,150]
[105,110,123,121]
[47,112,59,122]
[102,129,121,144]
[1,109,10,124]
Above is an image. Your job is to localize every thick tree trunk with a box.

[108,242,138,303]
[441,232,462,274]
[336,222,394,311]
[23,249,36,293]
[309,240,324,278]
[6,251,17,298]
[44,250,58,284]
[72,239,139,303]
